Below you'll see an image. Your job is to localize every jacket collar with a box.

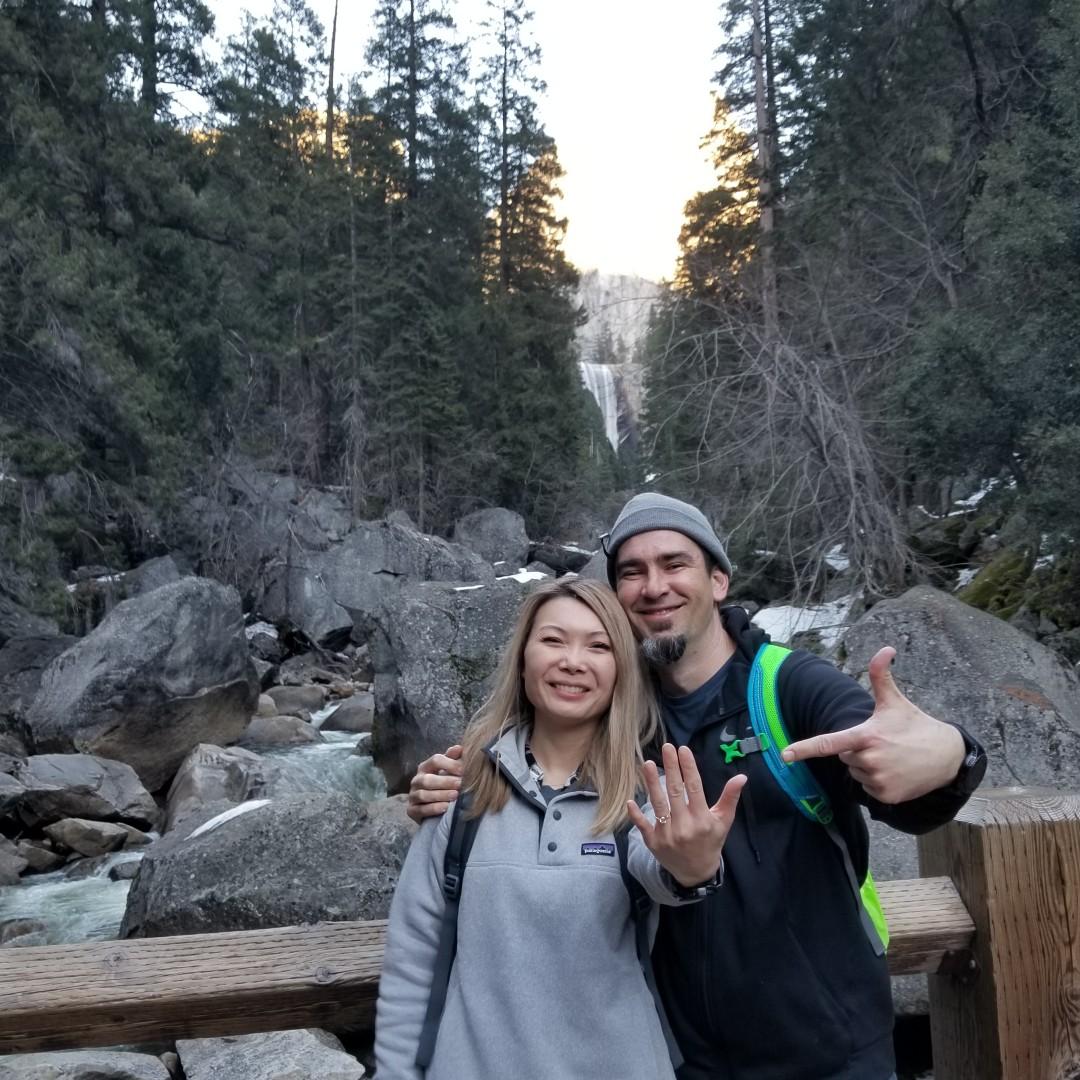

[720,604,770,662]
[483,724,598,800]
[483,724,533,789]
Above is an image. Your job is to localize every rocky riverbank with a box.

[1,489,1078,1078]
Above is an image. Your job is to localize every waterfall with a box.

[579,361,620,451]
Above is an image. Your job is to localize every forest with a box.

[0,0,1078,638]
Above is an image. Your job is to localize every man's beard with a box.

[641,633,688,667]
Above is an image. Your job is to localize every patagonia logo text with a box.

[581,842,616,857]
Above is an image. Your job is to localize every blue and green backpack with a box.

[741,641,889,955]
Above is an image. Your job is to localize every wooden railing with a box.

[2,788,1078,1078]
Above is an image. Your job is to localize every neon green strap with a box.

[860,872,890,950]
[751,641,889,953]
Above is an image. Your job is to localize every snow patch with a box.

[954,484,993,509]
[65,574,124,593]
[186,799,271,840]
[453,584,486,592]
[752,596,856,649]
[824,545,850,572]
[954,568,978,590]
[496,570,549,584]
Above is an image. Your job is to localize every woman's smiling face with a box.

[521,596,617,731]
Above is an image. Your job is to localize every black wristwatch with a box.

[946,726,987,797]
[664,865,724,900]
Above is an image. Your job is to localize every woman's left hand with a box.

[627,743,747,888]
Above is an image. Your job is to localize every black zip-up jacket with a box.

[651,607,980,1080]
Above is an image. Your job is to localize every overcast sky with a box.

[209,0,722,282]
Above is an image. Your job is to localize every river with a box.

[0,704,386,946]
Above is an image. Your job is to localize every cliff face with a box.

[575,270,661,368]
[574,271,662,451]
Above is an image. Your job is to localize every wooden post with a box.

[918,787,1080,1080]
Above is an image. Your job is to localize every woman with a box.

[375,578,743,1079]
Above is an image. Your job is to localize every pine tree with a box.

[363,0,481,529]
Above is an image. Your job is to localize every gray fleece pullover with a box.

[375,726,707,1080]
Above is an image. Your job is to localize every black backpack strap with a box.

[615,813,684,1070]
[415,793,479,1070]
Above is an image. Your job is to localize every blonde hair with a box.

[461,578,658,835]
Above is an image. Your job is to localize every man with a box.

[408,493,987,1079]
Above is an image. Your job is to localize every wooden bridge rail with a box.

[1,788,1077,1079]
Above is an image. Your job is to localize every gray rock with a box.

[16,839,65,873]
[1008,605,1039,637]
[176,1029,364,1080]
[0,593,58,647]
[0,635,78,755]
[61,852,128,880]
[386,509,415,529]
[0,917,48,947]
[109,860,141,881]
[257,520,495,647]
[266,684,326,715]
[277,654,343,686]
[213,467,353,557]
[369,578,540,793]
[251,658,277,688]
[528,542,594,575]
[0,770,25,814]
[121,794,415,937]
[0,834,28,883]
[164,743,281,832]
[14,754,158,828]
[247,629,287,664]
[321,692,374,734]
[891,971,930,1017]
[123,556,183,597]
[1046,627,1080,665]
[44,817,130,857]
[842,585,1080,890]
[26,578,259,791]
[256,693,277,717]
[350,643,373,682]
[0,1050,171,1079]
[576,550,608,583]
[117,823,153,847]
[453,507,530,568]
[240,714,323,748]
[0,731,27,758]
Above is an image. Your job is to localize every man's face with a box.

[613,530,729,655]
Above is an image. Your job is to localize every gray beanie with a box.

[603,493,732,585]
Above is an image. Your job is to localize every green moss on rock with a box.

[959,547,1035,619]
[1030,551,1080,629]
